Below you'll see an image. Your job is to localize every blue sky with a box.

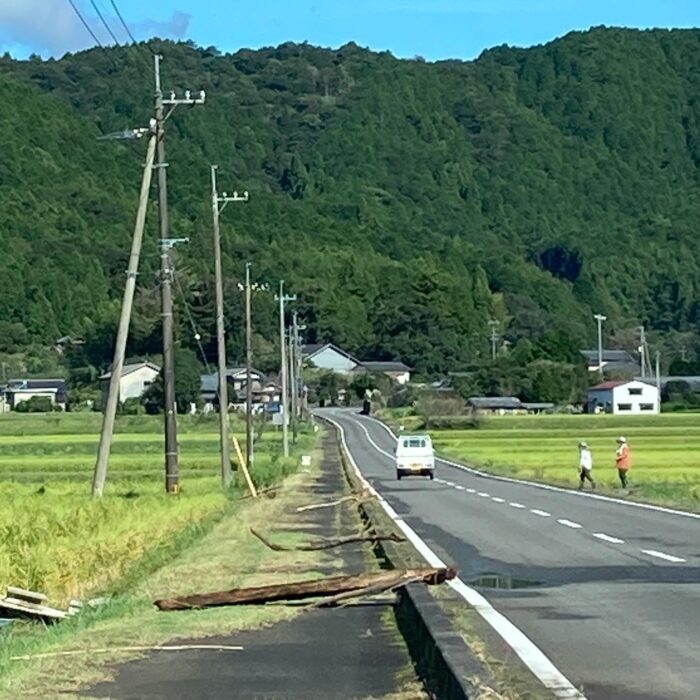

[2,0,700,61]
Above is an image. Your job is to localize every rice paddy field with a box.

[414,413,700,510]
[0,412,313,606]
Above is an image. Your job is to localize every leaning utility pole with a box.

[92,133,157,498]
[277,281,296,457]
[154,54,205,494]
[210,166,248,487]
[245,262,254,474]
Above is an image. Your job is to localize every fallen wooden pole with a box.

[155,567,456,611]
[250,528,404,552]
[296,492,371,513]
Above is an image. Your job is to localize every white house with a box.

[4,379,68,410]
[302,343,360,374]
[587,379,660,415]
[100,362,161,407]
[354,361,412,385]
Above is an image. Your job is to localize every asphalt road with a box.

[324,409,700,700]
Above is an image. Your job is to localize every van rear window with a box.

[403,438,426,448]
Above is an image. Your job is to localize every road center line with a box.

[531,509,551,517]
[557,519,583,529]
[509,502,526,508]
[592,533,625,544]
[492,497,505,503]
[478,492,490,497]
[641,549,686,563]
[455,485,465,490]
[466,488,476,494]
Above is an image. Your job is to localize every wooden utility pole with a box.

[154,54,205,494]
[277,281,296,457]
[92,133,156,497]
[245,262,254,474]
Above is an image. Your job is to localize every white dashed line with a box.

[492,497,505,503]
[509,502,526,509]
[445,482,456,487]
[466,488,476,494]
[455,485,465,491]
[557,519,583,529]
[641,549,686,563]
[592,533,625,544]
[531,509,551,517]
[478,492,491,498]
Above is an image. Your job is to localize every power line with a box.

[66,0,104,47]
[109,0,137,44]
[89,0,121,45]
[173,266,214,376]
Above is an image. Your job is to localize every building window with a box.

[640,403,655,411]
[617,403,632,411]
[628,387,642,395]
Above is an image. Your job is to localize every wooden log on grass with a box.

[250,528,405,552]
[154,567,456,611]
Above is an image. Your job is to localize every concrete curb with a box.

[318,415,486,700]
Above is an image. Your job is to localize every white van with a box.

[395,434,435,480]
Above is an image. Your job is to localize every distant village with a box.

[2,339,698,417]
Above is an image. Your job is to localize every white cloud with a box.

[0,0,191,58]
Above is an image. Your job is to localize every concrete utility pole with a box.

[594,313,607,379]
[655,350,662,412]
[288,324,297,443]
[93,133,157,498]
[210,165,248,489]
[276,281,296,457]
[488,320,500,361]
[639,325,647,378]
[245,262,254,475]
[292,313,304,419]
[154,54,205,494]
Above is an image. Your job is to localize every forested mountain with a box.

[3,27,700,384]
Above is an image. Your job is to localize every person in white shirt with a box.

[578,441,596,490]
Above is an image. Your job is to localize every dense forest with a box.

[3,27,700,397]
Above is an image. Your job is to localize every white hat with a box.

[579,441,588,448]
[617,436,627,443]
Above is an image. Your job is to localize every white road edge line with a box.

[531,509,551,517]
[641,549,686,563]
[510,502,526,509]
[592,533,625,544]
[557,519,583,529]
[364,415,700,521]
[323,413,586,700]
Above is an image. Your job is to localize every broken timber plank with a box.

[155,567,456,611]
[250,528,405,552]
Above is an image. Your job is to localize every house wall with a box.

[119,367,160,402]
[390,371,411,385]
[611,381,659,415]
[11,389,59,408]
[308,348,357,373]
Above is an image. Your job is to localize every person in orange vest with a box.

[615,436,631,488]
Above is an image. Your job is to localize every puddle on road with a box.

[469,573,542,590]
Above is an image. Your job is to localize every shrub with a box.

[14,396,55,413]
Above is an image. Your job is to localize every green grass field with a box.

[0,412,314,606]
[426,413,700,509]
